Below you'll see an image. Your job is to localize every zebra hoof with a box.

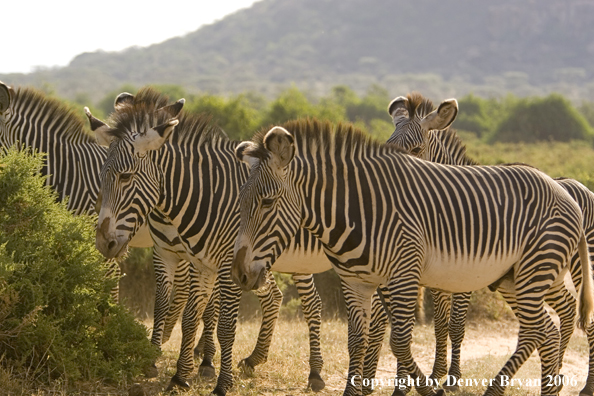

[434,390,446,396]
[166,375,191,392]
[391,389,407,396]
[238,359,255,377]
[580,391,594,396]
[308,372,325,391]
[198,363,217,378]
[210,387,227,396]
[143,363,158,378]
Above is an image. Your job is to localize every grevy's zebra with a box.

[387,92,594,396]
[0,83,330,387]
[0,81,191,358]
[87,88,386,394]
[232,119,594,396]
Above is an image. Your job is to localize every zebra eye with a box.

[410,147,422,156]
[119,172,133,182]
[261,198,275,208]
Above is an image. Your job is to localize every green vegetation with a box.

[488,94,594,143]
[0,149,158,392]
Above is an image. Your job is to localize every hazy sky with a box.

[1,0,260,74]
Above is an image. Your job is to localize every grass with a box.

[128,315,589,396]
[2,307,590,395]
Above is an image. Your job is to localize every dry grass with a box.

[133,315,590,396]
[7,315,590,395]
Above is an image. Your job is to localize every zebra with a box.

[86,87,388,394]
[386,92,594,396]
[232,119,594,396]
[0,81,194,356]
[0,82,318,385]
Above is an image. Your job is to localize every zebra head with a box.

[85,96,184,258]
[0,82,14,143]
[232,126,301,291]
[386,93,458,159]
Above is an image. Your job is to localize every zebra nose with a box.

[107,240,117,252]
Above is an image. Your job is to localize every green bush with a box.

[487,94,594,143]
[0,148,158,389]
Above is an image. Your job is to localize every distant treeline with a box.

[69,84,594,145]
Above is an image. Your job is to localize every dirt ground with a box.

[137,315,590,396]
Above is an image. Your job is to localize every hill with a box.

[3,0,594,102]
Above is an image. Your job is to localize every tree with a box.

[489,94,594,143]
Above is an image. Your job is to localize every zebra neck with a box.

[427,130,477,166]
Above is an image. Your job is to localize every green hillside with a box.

[3,0,594,102]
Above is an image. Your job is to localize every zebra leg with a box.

[196,280,220,379]
[238,271,282,375]
[105,258,121,302]
[293,274,325,392]
[581,321,594,396]
[150,251,173,349]
[544,278,576,381]
[428,289,450,385]
[212,267,242,396]
[387,276,438,396]
[340,278,375,396]
[444,292,472,391]
[162,259,191,344]
[485,266,560,396]
[362,286,389,396]
[166,264,217,391]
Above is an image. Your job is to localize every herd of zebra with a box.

[1,80,593,396]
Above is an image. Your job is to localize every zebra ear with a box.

[157,98,185,118]
[84,107,114,147]
[114,92,134,110]
[388,96,409,120]
[235,141,259,167]
[419,98,458,132]
[133,119,178,153]
[0,82,11,113]
[263,126,295,169]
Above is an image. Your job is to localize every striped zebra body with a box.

[232,119,594,396]
[0,83,316,384]
[90,88,375,394]
[388,92,594,395]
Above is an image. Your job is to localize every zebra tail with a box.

[577,232,594,330]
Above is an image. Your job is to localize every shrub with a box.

[488,94,594,143]
[0,148,158,390]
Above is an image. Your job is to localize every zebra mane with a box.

[247,118,405,161]
[107,87,226,146]
[433,128,480,165]
[405,92,435,118]
[11,86,95,142]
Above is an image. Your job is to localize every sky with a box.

[1,0,260,74]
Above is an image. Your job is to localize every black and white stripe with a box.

[91,88,366,394]
[388,92,594,395]
[233,119,594,396]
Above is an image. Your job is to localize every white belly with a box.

[420,249,521,293]
[271,250,332,274]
